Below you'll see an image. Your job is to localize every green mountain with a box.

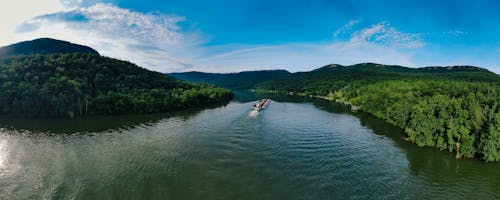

[256,63,500,161]
[0,38,99,57]
[0,39,232,118]
[169,70,291,89]
[256,63,499,94]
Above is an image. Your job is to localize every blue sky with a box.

[1,0,499,73]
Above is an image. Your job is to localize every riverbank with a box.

[2,97,500,199]
[252,89,494,161]
[253,90,360,111]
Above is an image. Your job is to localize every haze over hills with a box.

[171,63,499,90]
[256,62,499,94]
[0,38,100,57]
[0,38,232,117]
[169,70,291,89]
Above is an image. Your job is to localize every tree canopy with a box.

[0,53,232,118]
[255,63,500,161]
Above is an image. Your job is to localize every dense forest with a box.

[169,70,291,89]
[256,63,499,95]
[0,53,232,118]
[255,63,500,161]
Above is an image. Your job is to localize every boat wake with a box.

[249,99,271,117]
[248,110,259,117]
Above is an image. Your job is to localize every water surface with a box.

[0,94,499,199]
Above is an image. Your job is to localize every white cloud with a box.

[445,30,467,37]
[15,3,494,73]
[190,42,415,73]
[333,19,360,38]
[13,3,201,72]
[78,4,186,45]
[0,0,64,45]
[349,22,424,48]
[7,2,428,73]
[186,22,422,72]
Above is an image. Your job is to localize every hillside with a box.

[0,39,232,118]
[0,38,99,58]
[256,63,499,94]
[256,63,500,161]
[169,70,291,89]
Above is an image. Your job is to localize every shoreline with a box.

[253,89,483,162]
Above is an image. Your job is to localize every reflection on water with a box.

[0,92,499,199]
[0,101,229,134]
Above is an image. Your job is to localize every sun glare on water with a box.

[0,136,8,169]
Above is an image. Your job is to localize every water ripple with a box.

[0,101,500,199]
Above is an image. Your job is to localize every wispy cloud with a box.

[333,19,360,38]
[2,1,499,74]
[14,3,200,72]
[189,22,423,72]
[12,4,426,73]
[349,22,424,48]
[445,30,467,37]
[0,0,63,45]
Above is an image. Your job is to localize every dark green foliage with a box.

[169,70,291,89]
[351,81,499,160]
[256,63,500,161]
[256,63,499,95]
[481,110,500,161]
[0,53,232,118]
[0,38,99,58]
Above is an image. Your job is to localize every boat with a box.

[252,99,270,111]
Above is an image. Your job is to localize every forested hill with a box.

[256,63,500,161]
[169,70,291,89]
[258,63,498,93]
[0,38,99,58]
[0,39,232,118]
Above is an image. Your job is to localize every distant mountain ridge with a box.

[288,62,499,83]
[315,63,494,74]
[0,38,99,57]
[171,63,498,90]
[169,70,291,89]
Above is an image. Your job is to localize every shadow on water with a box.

[0,90,312,135]
[1,90,500,199]
[0,101,231,134]
[298,94,500,199]
[234,89,500,197]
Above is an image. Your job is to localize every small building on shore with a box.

[351,106,361,112]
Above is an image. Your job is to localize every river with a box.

[0,93,499,199]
